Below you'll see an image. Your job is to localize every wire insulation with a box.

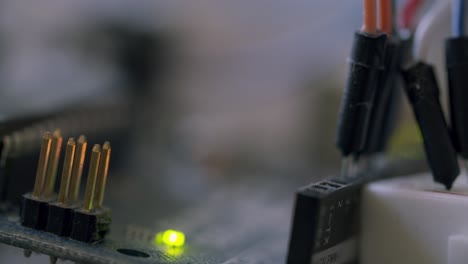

[401,0,424,29]
[379,0,393,36]
[363,0,377,34]
[453,0,465,36]
[413,1,451,60]
[392,0,398,35]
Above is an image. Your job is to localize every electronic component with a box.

[70,143,112,243]
[363,39,401,156]
[335,0,389,179]
[290,1,465,264]
[335,32,386,158]
[361,0,405,160]
[446,37,468,158]
[0,103,129,205]
[21,132,56,230]
[287,177,361,264]
[4,0,468,263]
[21,133,112,245]
[45,135,88,237]
[155,229,186,247]
[445,0,468,163]
[46,137,77,236]
[402,62,460,189]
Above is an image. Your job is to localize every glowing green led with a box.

[166,247,184,257]
[155,232,164,244]
[155,229,185,247]
[163,230,185,247]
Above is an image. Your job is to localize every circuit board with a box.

[0,158,425,264]
[0,168,297,264]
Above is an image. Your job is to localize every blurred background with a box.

[0,0,362,173]
[0,0,435,173]
[0,0,446,262]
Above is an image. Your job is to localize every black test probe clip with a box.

[335,31,387,173]
[402,62,460,189]
[446,37,468,159]
[362,38,402,157]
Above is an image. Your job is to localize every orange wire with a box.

[362,0,377,34]
[379,0,393,36]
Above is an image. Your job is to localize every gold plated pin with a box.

[58,138,75,204]
[32,132,52,198]
[82,144,101,211]
[69,135,87,203]
[94,142,111,209]
[43,130,63,198]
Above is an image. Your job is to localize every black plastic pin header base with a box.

[70,207,111,243]
[45,202,78,237]
[402,62,460,189]
[21,193,53,230]
[446,37,468,158]
[335,31,387,157]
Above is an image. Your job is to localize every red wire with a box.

[401,0,424,29]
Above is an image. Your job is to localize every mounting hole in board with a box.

[117,248,150,258]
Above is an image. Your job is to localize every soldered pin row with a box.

[21,131,112,243]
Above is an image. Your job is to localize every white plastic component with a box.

[360,173,468,264]
[448,235,468,264]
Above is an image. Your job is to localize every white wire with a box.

[413,0,451,61]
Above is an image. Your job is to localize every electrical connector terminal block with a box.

[46,202,78,236]
[287,177,362,264]
[21,193,54,230]
[20,132,112,243]
[71,207,111,243]
[21,131,61,230]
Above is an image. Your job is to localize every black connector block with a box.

[402,62,460,189]
[287,177,361,264]
[45,203,77,236]
[335,32,387,157]
[446,37,468,158]
[70,208,111,243]
[21,193,53,230]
